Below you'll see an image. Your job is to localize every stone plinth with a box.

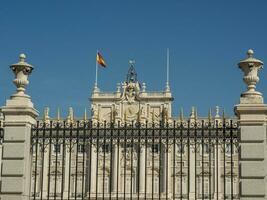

[1,96,38,200]
[235,103,267,200]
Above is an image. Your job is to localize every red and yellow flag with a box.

[96,52,107,68]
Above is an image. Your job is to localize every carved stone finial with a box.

[67,107,74,122]
[116,83,121,93]
[19,54,26,62]
[44,107,50,121]
[142,83,146,92]
[190,106,195,119]
[10,53,34,98]
[215,106,220,118]
[238,49,264,103]
[247,49,254,58]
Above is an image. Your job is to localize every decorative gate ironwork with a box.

[31,119,239,200]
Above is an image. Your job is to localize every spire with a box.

[222,108,226,120]
[126,60,138,83]
[165,48,170,92]
[57,108,61,121]
[208,108,212,122]
[84,108,87,121]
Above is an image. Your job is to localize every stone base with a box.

[1,194,31,200]
[240,92,263,104]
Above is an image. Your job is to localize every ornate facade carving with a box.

[90,62,173,123]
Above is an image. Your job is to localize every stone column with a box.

[139,144,146,193]
[0,54,38,200]
[112,144,121,192]
[90,144,97,193]
[162,144,171,194]
[189,145,195,199]
[162,145,167,193]
[42,147,49,197]
[235,49,267,199]
[214,144,222,199]
[63,145,70,197]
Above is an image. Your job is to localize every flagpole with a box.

[95,50,98,89]
[166,48,170,92]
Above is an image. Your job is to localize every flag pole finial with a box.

[94,50,100,93]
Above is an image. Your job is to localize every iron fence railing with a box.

[31,120,239,200]
[0,121,3,144]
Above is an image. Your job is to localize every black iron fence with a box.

[31,119,239,200]
[0,121,3,190]
[0,121,3,143]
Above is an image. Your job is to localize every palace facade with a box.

[25,62,239,200]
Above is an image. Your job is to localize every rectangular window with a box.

[77,144,85,153]
[53,144,61,154]
[152,144,159,153]
[176,144,185,154]
[101,144,110,153]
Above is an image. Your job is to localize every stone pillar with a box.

[235,49,267,199]
[189,145,195,199]
[214,144,222,199]
[90,144,97,193]
[63,145,70,197]
[42,147,49,197]
[162,145,167,193]
[139,144,146,193]
[0,54,38,200]
[112,144,121,192]
[162,144,171,194]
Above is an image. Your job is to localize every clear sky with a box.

[0,0,267,118]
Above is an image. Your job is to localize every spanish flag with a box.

[96,52,107,68]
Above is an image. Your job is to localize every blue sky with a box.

[0,0,267,118]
